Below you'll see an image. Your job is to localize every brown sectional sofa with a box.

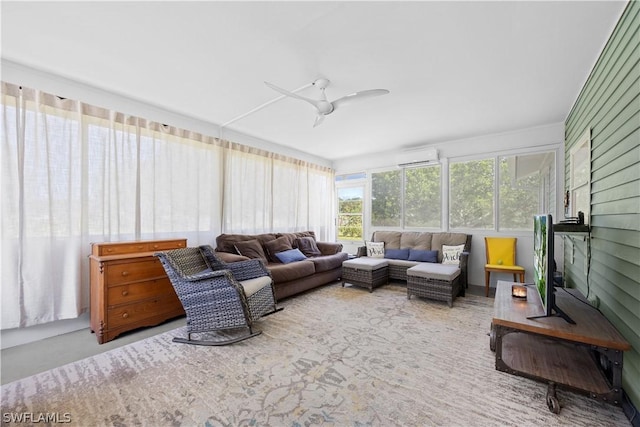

[357,231,472,291]
[214,231,348,300]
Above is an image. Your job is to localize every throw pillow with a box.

[264,237,293,263]
[384,248,410,260]
[408,249,438,263]
[296,236,322,257]
[442,244,465,265]
[275,248,308,264]
[234,240,268,264]
[366,241,385,258]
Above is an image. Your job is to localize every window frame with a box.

[569,129,591,224]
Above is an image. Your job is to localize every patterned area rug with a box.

[1,283,629,426]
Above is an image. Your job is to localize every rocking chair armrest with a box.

[225,259,271,281]
[182,269,230,282]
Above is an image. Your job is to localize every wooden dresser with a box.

[89,239,186,344]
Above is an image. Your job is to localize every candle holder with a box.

[511,284,527,299]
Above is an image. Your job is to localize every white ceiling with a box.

[1,1,627,162]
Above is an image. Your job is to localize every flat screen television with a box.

[529,214,575,324]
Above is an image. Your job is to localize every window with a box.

[570,129,591,223]
[337,186,364,241]
[449,159,495,229]
[404,165,441,228]
[371,170,401,227]
[369,166,441,229]
[499,152,555,230]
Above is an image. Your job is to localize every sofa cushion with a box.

[400,232,433,251]
[407,263,461,282]
[309,252,348,273]
[216,233,276,254]
[408,249,438,263]
[316,241,343,255]
[373,231,402,249]
[268,260,316,283]
[239,276,272,297]
[276,231,316,247]
[275,248,308,264]
[385,248,410,260]
[386,259,420,268]
[264,237,293,263]
[431,233,468,263]
[296,236,322,257]
[343,257,389,271]
[234,239,268,264]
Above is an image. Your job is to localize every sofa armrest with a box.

[459,251,470,288]
[316,241,343,255]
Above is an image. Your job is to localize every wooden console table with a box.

[490,281,630,413]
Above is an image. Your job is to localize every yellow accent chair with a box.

[484,237,525,297]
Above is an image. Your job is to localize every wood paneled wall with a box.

[564,0,639,411]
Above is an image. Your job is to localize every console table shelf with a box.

[491,281,629,413]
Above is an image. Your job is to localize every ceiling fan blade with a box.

[313,113,326,127]
[331,89,389,111]
[264,81,321,110]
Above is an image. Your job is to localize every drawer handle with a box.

[153,245,159,249]
[121,271,129,276]
[122,312,129,319]
[106,248,113,252]
[121,290,129,296]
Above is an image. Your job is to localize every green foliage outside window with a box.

[450,159,494,229]
[499,156,543,230]
[337,187,364,241]
[405,166,441,228]
[371,170,401,227]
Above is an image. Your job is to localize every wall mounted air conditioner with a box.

[396,147,439,167]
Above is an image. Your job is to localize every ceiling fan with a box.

[264,78,389,127]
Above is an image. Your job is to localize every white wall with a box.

[334,123,567,291]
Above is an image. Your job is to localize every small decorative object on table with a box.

[511,284,527,299]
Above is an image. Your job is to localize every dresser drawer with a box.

[147,240,186,251]
[93,239,186,256]
[98,242,149,256]
[107,278,176,306]
[107,296,182,329]
[105,259,166,285]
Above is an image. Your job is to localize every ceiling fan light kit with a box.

[265,78,389,127]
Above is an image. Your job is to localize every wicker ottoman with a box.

[342,258,389,292]
[406,264,461,307]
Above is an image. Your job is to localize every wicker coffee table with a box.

[342,258,389,292]
[406,263,461,307]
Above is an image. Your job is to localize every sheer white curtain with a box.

[222,142,335,241]
[1,83,223,329]
[1,82,334,329]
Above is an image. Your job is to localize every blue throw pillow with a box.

[408,249,438,263]
[275,248,308,264]
[384,248,410,260]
